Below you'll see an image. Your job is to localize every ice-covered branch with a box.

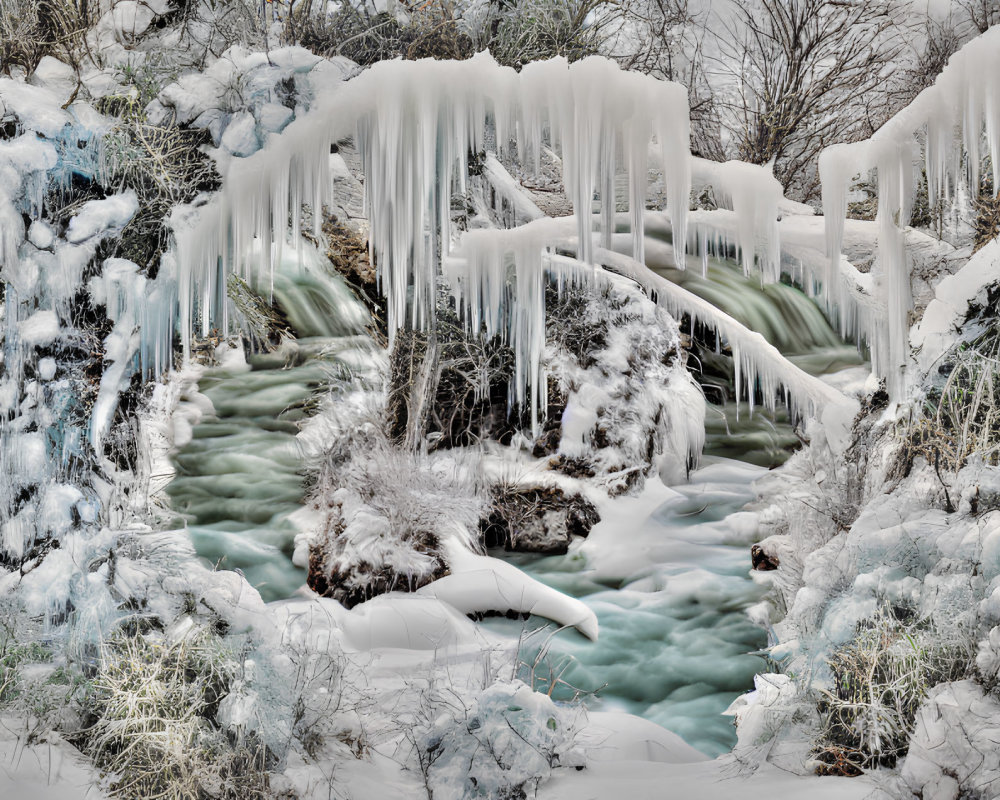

[175,52,691,364]
[594,247,855,421]
[818,25,1000,396]
[446,215,853,426]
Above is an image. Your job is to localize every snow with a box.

[221,110,260,157]
[581,711,706,763]
[18,310,60,348]
[911,238,1000,376]
[65,191,139,244]
[538,758,873,800]
[28,57,78,108]
[111,1,157,43]
[257,102,294,134]
[27,221,55,251]
[0,79,73,138]
[901,680,1000,800]
[0,719,109,800]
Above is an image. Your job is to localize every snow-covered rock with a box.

[221,110,260,157]
[901,681,1000,800]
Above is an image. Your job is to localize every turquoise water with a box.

[165,241,860,756]
[480,459,769,757]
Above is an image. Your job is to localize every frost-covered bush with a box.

[814,609,974,775]
[545,276,704,491]
[477,0,600,69]
[413,680,584,799]
[80,626,271,800]
[305,426,486,607]
[100,99,221,273]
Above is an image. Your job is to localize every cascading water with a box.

[165,241,378,601]
[476,231,865,756]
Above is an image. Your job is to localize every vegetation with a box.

[899,327,1000,482]
[815,607,973,776]
[78,629,272,800]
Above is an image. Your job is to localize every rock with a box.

[751,543,779,571]
[481,484,600,554]
[221,111,260,157]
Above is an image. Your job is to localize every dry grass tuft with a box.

[80,629,270,800]
[814,608,973,776]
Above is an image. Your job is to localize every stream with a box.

[164,242,865,757]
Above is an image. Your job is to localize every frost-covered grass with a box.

[900,327,1000,477]
[815,608,974,776]
[79,627,271,800]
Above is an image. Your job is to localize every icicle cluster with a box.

[178,54,691,423]
[819,26,1000,397]
[687,158,783,282]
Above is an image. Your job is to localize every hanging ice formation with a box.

[176,53,691,430]
[686,157,784,283]
[819,26,1000,398]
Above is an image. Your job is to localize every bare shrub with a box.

[713,0,909,202]
[386,308,517,451]
[481,479,599,554]
[814,607,974,776]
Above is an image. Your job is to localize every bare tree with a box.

[711,0,909,202]
[958,0,1000,34]
[602,0,723,158]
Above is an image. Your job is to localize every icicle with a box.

[171,53,692,431]
[817,25,1000,397]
